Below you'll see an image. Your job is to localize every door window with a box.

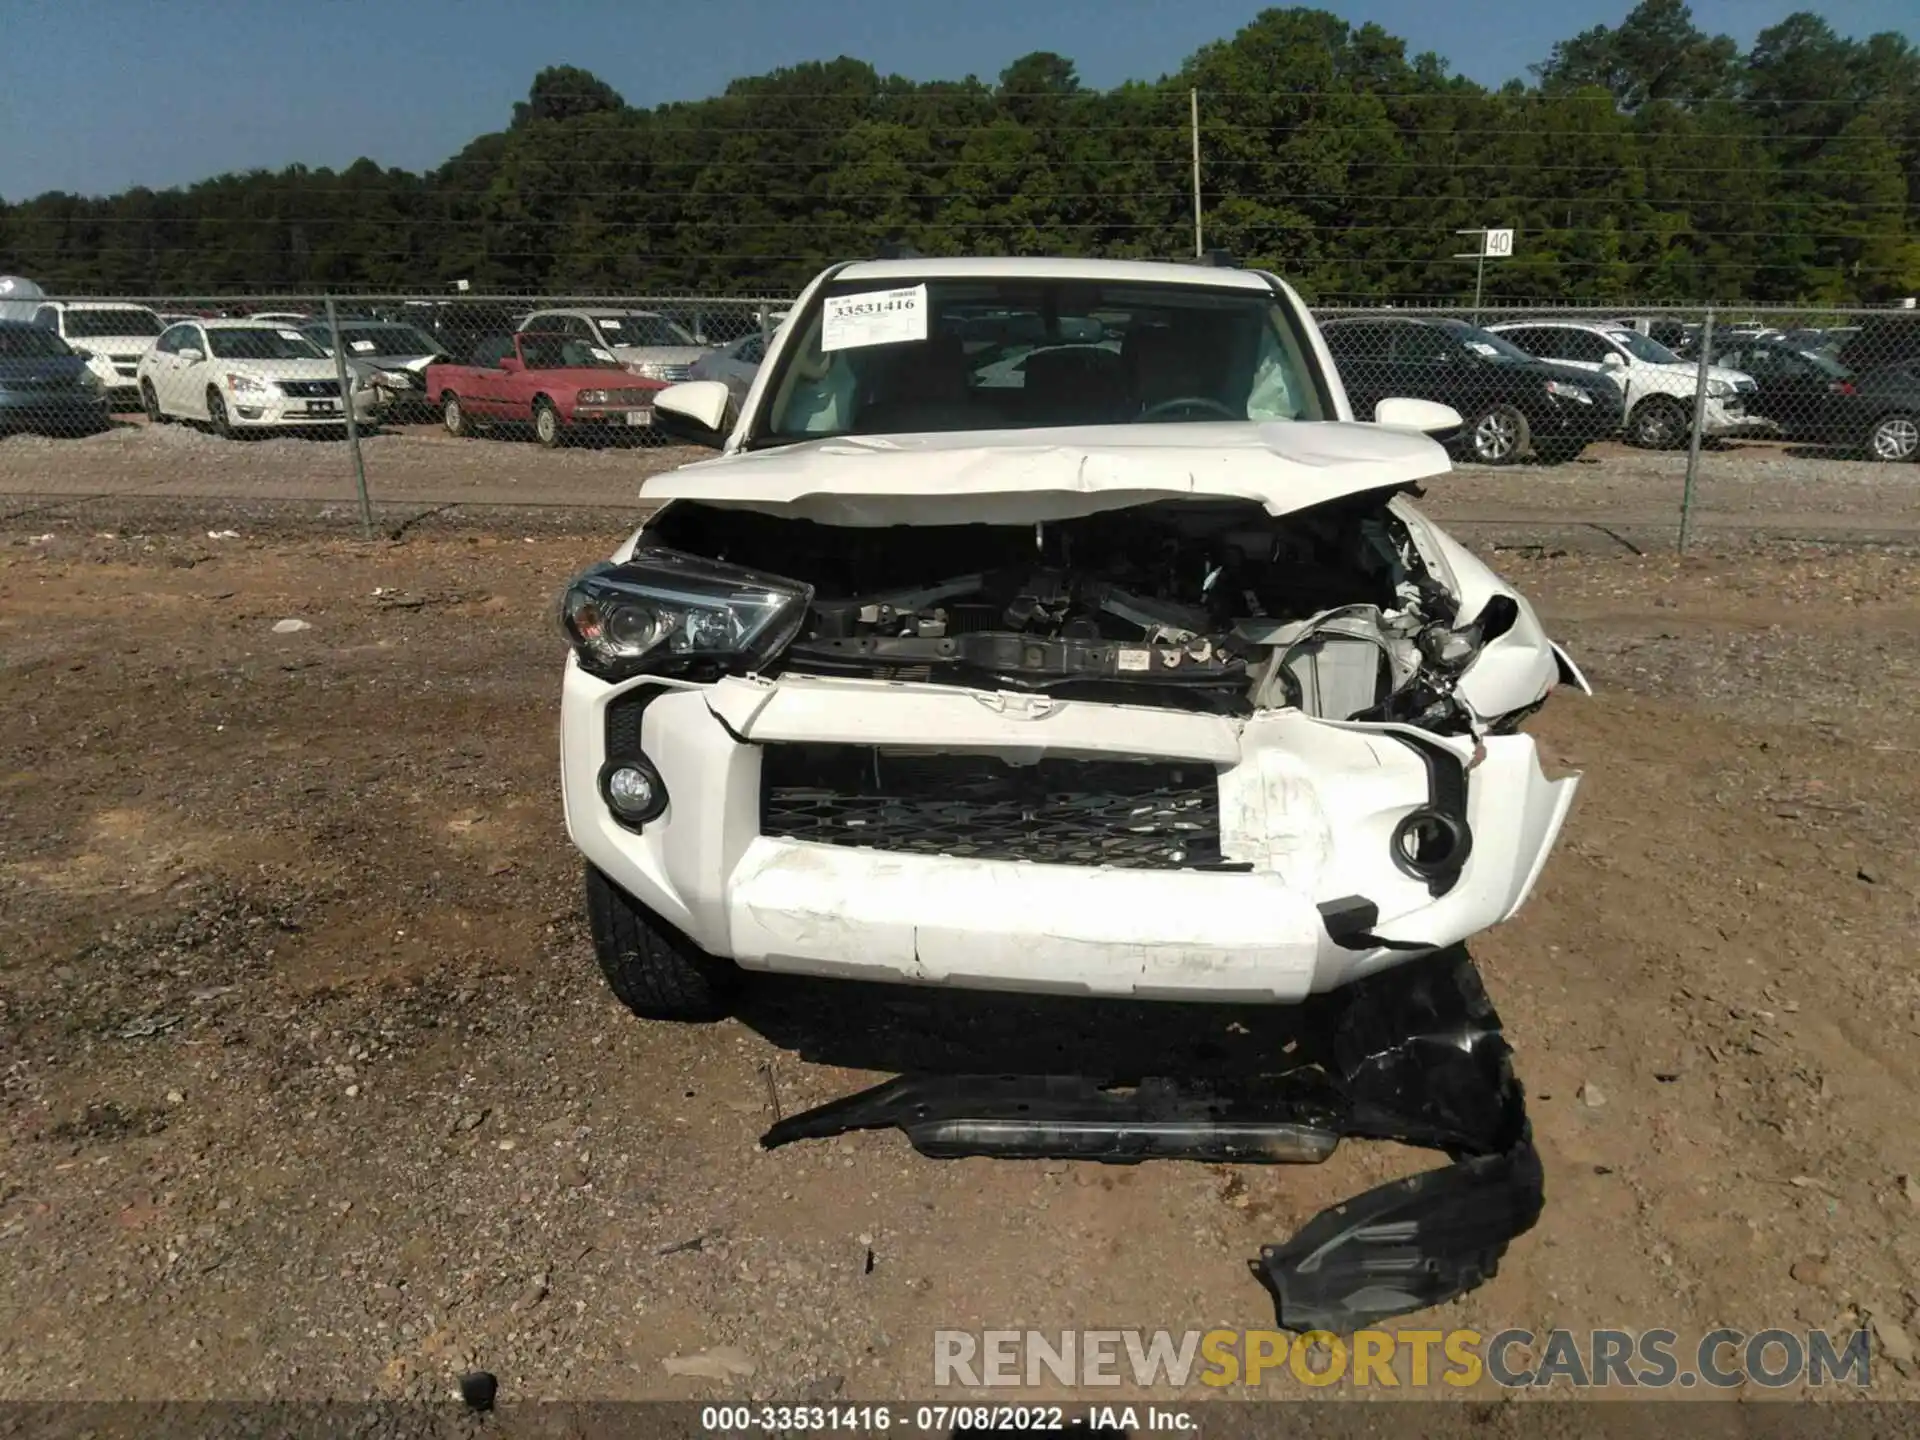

[1391,325,1457,364]
[1539,329,1614,364]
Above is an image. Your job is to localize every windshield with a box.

[64,308,163,338]
[760,277,1325,439]
[1436,320,1536,362]
[1798,347,1851,378]
[328,325,442,356]
[0,327,72,358]
[207,327,326,361]
[589,313,695,346]
[518,334,623,370]
[1603,329,1683,365]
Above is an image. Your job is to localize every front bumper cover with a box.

[762,949,1541,1331]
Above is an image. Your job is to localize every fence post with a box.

[325,296,376,540]
[1678,306,1714,554]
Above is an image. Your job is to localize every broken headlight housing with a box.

[559,548,814,681]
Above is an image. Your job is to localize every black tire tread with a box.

[533,397,561,448]
[1464,403,1529,466]
[584,866,736,1021]
[1628,395,1686,449]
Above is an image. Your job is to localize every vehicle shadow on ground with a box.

[732,971,1327,1084]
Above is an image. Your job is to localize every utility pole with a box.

[324,295,375,539]
[1679,309,1715,554]
[1190,89,1203,258]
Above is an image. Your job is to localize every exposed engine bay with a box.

[645,496,1519,732]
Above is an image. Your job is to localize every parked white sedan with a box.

[137,320,381,435]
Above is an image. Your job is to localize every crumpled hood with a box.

[643,421,1452,526]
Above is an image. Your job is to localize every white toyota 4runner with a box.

[555,257,1588,1330]
[560,256,1585,1018]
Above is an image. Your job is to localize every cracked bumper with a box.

[562,666,1579,1001]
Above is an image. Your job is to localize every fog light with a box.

[599,756,667,827]
[1390,806,1472,883]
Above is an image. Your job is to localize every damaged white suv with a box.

[557,257,1588,1330]
[560,257,1584,1018]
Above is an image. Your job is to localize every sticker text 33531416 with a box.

[821,285,929,353]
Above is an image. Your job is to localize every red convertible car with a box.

[427,332,665,446]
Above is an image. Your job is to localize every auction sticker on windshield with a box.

[822,285,928,352]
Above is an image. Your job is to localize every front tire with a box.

[584,867,737,1021]
[206,388,234,440]
[442,391,472,437]
[141,380,168,424]
[533,397,562,448]
[1866,412,1919,463]
[1464,403,1529,465]
[1627,396,1687,450]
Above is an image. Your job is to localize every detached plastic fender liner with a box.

[1252,1113,1542,1334]
[760,950,1544,1329]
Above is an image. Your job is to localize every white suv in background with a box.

[31,301,166,405]
[1488,319,1760,449]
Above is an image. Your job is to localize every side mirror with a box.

[652,380,733,448]
[177,347,203,363]
[499,355,523,372]
[1374,397,1463,437]
[1600,351,1627,369]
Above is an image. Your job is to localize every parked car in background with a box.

[383,300,528,357]
[1824,318,1920,462]
[1705,336,1857,441]
[301,318,449,419]
[1837,317,1920,377]
[29,301,165,406]
[687,327,775,410]
[248,311,312,326]
[1323,316,1622,464]
[517,308,711,384]
[0,320,110,434]
[1488,319,1759,448]
[136,320,381,436]
[427,332,666,447]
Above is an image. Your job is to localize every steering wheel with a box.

[1138,395,1241,422]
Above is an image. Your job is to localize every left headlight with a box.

[1707,378,1733,398]
[577,389,610,405]
[1544,379,1592,404]
[374,369,413,388]
[558,548,814,681]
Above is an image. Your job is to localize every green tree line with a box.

[2,0,1916,303]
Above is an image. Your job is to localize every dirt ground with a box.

[2,446,1919,1406]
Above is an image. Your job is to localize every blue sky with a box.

[1,0,1909,200]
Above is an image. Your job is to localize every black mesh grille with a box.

[605,689,654,756]
[277,379,342,398]
[760,745,1222,870]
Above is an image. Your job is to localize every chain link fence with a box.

[1,290,1915,544]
